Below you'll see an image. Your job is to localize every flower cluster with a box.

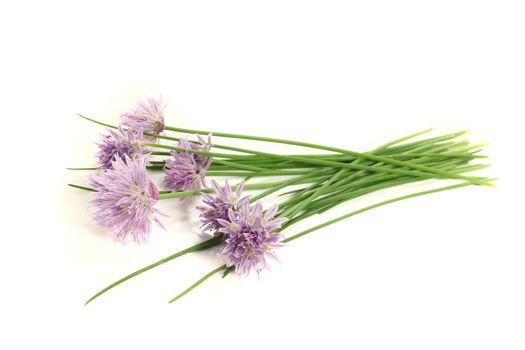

[89,155,164,243]
[120,97,166,134]
[96,126,149,169]
[197,180,249,233]
[163,135,212,192]
[199,181,287,276]
[220,202,287,276]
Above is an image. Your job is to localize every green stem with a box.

[78,114,462,161]
[158,181,311,199]
[306,175,484,219]
[68,152,482,173]
[278,158,466,211]
[275,135,476,210]
[211,159,268,172]
[144,142,493,187]
[280,168,348,219]
[281,164,492,227]
[164,126,494,186]
[67,184,96,192]
[69,180,301,198]
[249,169,337,202]
[206,170,315,177]
[282,182,478,243]
[167,265,227,303]
[78,115,490,187]
[167,180,488,304]
[285,165,464,216]
[379,130,469,155]
[84,236,223,305]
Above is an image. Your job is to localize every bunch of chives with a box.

[69,97,493,305]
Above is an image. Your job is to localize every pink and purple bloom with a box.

[197,180,250,233]
[198,180,286,275]
[96,126,149,169]
[163,135,213,192]
[120,97,166,134]
[218,201,287,276]
[89,155,164,243]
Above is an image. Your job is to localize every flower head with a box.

[89,155,164,243]
[197,180,250,233]
[163,135,212,192]
[120,97,166,134]
[96,126,149,169]
[218,201,287,276]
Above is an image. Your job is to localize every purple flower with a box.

[197,180,250,233]
[89,155,164,243]
[163,135,212,192]
[96,126,149,169]
[120,97,166,134]
[218,201,288,276]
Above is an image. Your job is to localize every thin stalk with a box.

[282,182,479,243]
[168,180,485,304]
[206,170,315,177]
[158,181,309,199]
[168,265,227,303]
[292,162,469,214]
[310,172,486,215]
[276,133,470,209]
[379,130,469,155]
[279,157,469,210]
[84,236,223,305]
[79,115,490,186]
[164,125,430,155]
[282,163,492,227]
[280,169,348,219]
[143,142,492,187]
[211,159,268,172]
[69,180,317,198]
[249,169,338,202]
[161,130,491,186]
[67,184,96,192]
[68,152,480,173]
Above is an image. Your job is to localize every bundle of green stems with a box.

[73,117,492,304]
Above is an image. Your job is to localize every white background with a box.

[1,1,524,349]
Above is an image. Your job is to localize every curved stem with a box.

[282,182,479,243]
[84,236,223,305]
[167,180,488,304]
[168,265,227,303]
